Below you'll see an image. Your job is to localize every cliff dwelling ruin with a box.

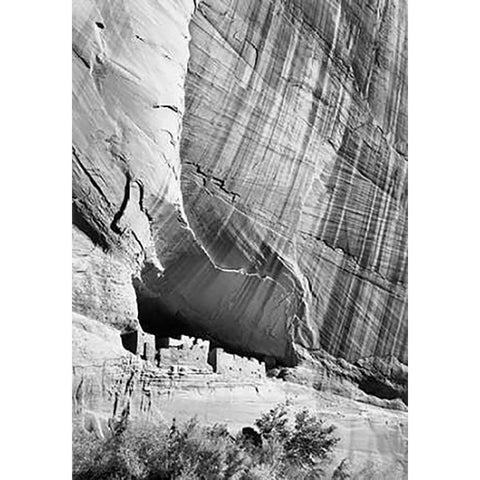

[121,329,267,380]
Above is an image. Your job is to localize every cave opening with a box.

[357,376,408,405]
[128,278,281,371]
[132,280,223,351]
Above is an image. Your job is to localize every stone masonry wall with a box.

[121,330,156,363]
[208,348,266,380]
[157,336,212,372]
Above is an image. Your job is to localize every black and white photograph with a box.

[71,1,407,478]
[9,1,480,479]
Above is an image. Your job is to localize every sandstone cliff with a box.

[73,0,407,403]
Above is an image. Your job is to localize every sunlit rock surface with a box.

[72,0,195,324]
[72,0,407,405]
[180,0,407,374]
[73,354,407,478]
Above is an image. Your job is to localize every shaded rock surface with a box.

[72,0,407,411]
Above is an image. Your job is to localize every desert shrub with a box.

[332,458,353,479]
[163,418,249,479]
[286,408,339,466]
[73,417,248,480]
[73,404,339,480]
[254,403,339,476]
[255,403,290,441]
[73,420,169,480]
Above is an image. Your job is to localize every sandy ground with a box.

[156,379,407,478]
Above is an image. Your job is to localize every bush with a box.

[73,404,339,480]
[254,404,340,478]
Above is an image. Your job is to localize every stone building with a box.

[121,330,265,379]
[157,335,212,372]
[121,330,156,363]
[208,348,266,379]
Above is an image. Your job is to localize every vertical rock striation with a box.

[72,0,407,398]
[180,0,407,380]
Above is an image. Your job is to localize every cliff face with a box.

[73,0,407,398]
[180,0,407,365]
[73,0,195,331]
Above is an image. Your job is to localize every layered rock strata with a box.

[73,340,407,478]
[180,0,407,378]
[73,0,407,402]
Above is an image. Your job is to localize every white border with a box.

[410,1,480,478]
[2,0,479,478]
[2,1,72,478]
